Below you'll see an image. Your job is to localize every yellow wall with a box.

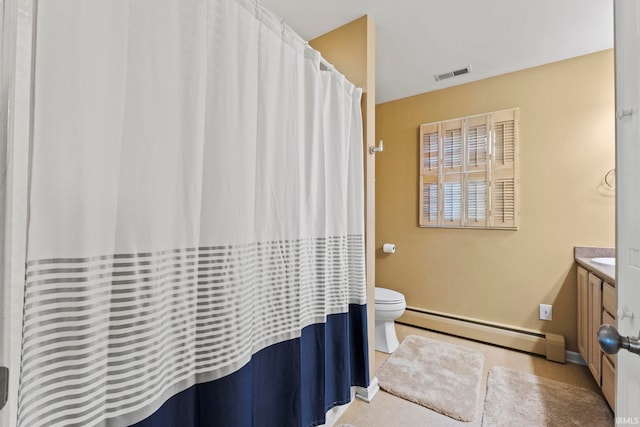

[310,17,369,91]
[375,50,615,352]
[311,16,377,377]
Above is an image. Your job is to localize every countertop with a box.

[575,246,616,285]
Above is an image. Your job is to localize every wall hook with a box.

[370,140,384,154]
[617,108,634,120]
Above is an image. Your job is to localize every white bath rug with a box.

[376,334,484,422]
[482,366,613,426]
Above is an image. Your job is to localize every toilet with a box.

[374,287,406,353]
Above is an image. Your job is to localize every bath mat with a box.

[376,335,484,422]
[482,367,613,427]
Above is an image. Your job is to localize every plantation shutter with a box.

[441,119,463,226]
[421,123,439,173]
[442,174,463,226]
[465,115,489,227]
[466,174,487,226]
[466,116,489,172]
[490,109,519,229]
[420,177,439,226]
[442,119,463,172]
[420,123,440,226]
[418,108,518,229]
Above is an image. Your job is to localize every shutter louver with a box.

[443,128,462,169]
[444,182,462,221]
[493,179,516,224]
[467,125,488,168]
[467,178,487,225]
[442,173,463,226]
[423,131,439,171]
[494,120,515,165]
[422,182,438,224]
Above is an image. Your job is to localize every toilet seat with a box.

[375,287,405,305]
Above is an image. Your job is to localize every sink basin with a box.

[591,257,615,266]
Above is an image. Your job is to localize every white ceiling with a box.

[260,0,614,104]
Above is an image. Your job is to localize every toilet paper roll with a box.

[383,243,396,254]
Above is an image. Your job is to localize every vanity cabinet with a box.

[576,265,616,410]
[601,282,616,409]
[577,267,588,362]
[587,273,602,381]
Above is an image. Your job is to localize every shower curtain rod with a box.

[253,0,334,71]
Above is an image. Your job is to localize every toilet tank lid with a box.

[375,287,404,304]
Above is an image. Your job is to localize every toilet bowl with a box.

[374,287,406,353]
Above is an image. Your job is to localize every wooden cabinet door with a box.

[577,267,589,362]
[602,354,616,410]
[588,273,602,384]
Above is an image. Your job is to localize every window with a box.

[419,108,519,229]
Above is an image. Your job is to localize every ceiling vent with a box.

[434,65,471,82]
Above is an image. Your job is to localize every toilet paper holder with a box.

[383,243,396,254]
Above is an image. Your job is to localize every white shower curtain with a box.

[16,1,368,426]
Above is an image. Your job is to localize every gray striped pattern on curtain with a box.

[18,235,365,427]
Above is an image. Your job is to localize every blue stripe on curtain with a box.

[131,304,369,427]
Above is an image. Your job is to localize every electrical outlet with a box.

[539,304,553,321]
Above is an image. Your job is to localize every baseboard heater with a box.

[400,306,566,363]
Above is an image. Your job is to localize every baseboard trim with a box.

[323,378,380,426]
[323,387,355,427]
[400,307,554,357]
[355,376,379,403]
[566,350,587,366]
